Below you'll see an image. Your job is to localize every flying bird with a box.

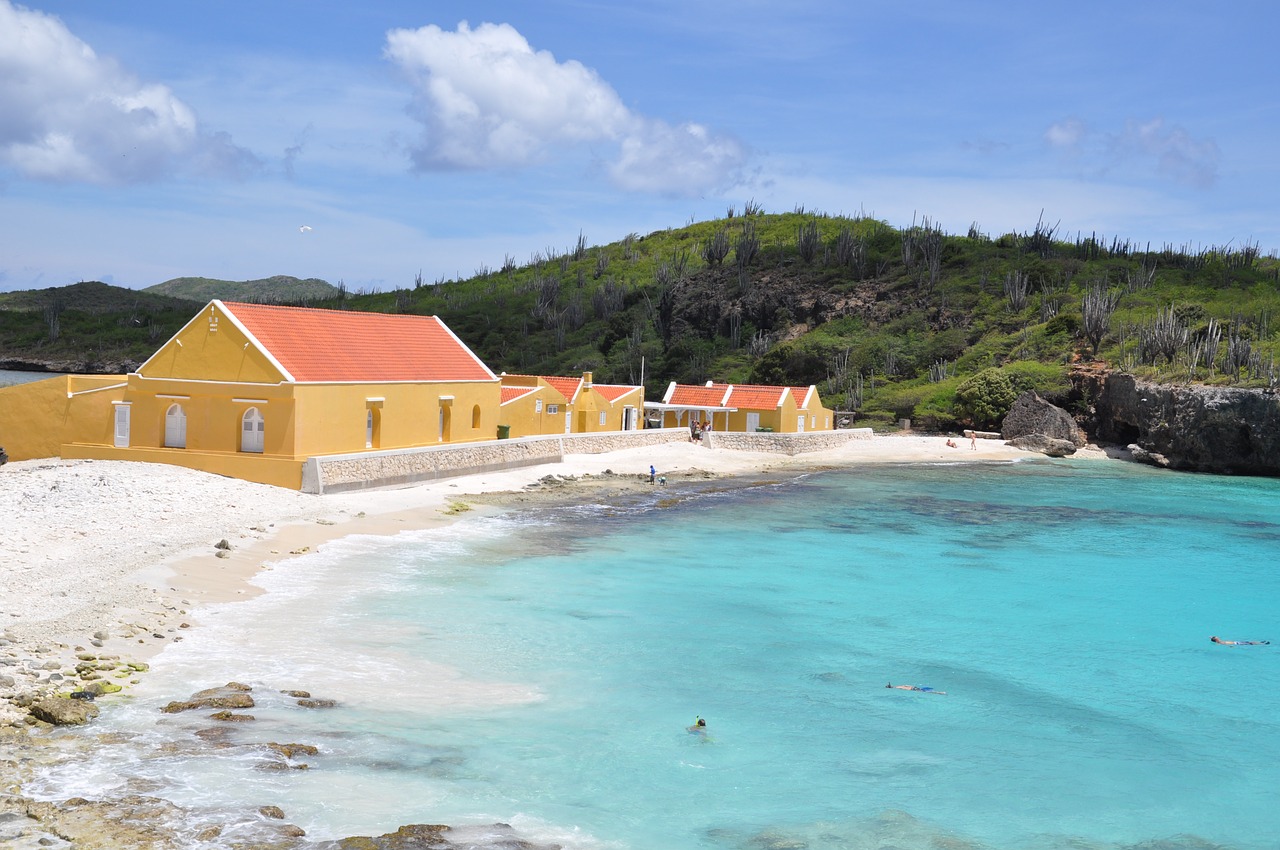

[299,225,312,233]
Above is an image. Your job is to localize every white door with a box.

[796,414,805,433]
[241,407,265,453]
[113,405,130,448]
[164,404,187,448]
[623,407,637,431]
[746,412,760,432]
[564,411,572,434]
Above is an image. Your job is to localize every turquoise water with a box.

[32,459,1280,849]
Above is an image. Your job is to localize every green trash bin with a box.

[496,425,510,439]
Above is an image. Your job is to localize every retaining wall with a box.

[703,428,873,455]
[302,428,691,494]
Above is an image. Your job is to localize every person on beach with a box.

[968,430,977,450]
[1211,635,1270,646]
[649,464,656,484]
[946,439,957,448]
[887,683,946,694]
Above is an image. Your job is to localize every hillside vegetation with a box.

[144,275,340,303]
[2,209,1277,431]
[0,277,337,370]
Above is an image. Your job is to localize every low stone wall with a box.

[303,428,691,494]
[703,428,873,455]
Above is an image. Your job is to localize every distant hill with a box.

[0,280,198,313]
[145,275,340,303]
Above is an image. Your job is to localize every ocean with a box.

[26,458,1280,849]
[0,368,63,387]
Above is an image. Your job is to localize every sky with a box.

[1,1,1277,293]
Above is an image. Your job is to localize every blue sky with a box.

[2,0,1276,293]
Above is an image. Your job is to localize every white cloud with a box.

[1044,118,1087,150]
[384,20,745,195]
[0,0,256,184]
[1044,114,1218,189]
[1114,117,1219,189]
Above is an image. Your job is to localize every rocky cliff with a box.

[1077,370,1280,475]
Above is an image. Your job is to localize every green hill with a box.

[0,280,198,313]
[2,211,1278,431]
[145,275,340,303]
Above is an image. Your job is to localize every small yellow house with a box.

[1,300,500,488]
[498,372,644,437]
[651,381,833,433]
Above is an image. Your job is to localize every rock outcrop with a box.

[1002,391,1086,448]
[1077,370,1280,475]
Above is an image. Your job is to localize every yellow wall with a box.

[293,380,502,455]
[574,386,644,433]
[498,382,571,438]
[139,302,286,384]
[0,376,126,460]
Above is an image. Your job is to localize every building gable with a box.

[138,301,289,384]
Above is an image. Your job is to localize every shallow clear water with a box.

[31,459,1280,849]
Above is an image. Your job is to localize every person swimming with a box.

[887,682,947,694]
[687,716,707,733]
[1211,636,1270,646]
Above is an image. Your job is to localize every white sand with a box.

[0,433,1073,725]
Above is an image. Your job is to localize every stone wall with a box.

[703,428,873,455]
[303,428,691,493]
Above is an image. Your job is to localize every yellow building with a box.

[0,300,500,488]
[498,372,643,437]
[651,381,834,433]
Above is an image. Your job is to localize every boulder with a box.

[162,682,255,714]
[29,696,99,725]
[1007,434,1078,457]
[1001,392,1086,447]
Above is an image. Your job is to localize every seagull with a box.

[299,225,312,233]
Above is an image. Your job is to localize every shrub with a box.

[955,368,1017,428]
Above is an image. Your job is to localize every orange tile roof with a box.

[593,384,640,402]
[667,383,731,406]
[790,386,812,407]
[724,384,789,409]
[542,376,582,402]
[222,302,495,383]
[501,385,539,404]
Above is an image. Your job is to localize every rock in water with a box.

[30,697,100,725]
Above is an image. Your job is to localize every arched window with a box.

[471,404,482,429]
[164,403,187,449]
[240,407,265,453]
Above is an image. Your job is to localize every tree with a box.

[955,368,1017,429]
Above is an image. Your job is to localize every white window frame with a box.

[241,407,265,453]
[164,403,187,449]
[112,404,131,448]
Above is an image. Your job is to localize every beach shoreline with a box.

[1,433,1099,726]
[0,434,1110,846]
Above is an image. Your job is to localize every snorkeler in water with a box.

[887,683,947,695]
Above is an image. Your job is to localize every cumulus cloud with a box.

[0,0,257,184]
[384,21,745,195]
[1044,115,1218,189]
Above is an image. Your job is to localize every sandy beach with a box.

[0,433,1082,728]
